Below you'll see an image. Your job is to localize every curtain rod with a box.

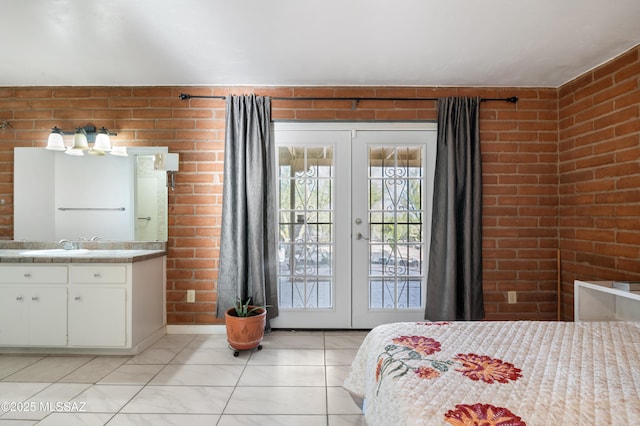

[179,93,519,104]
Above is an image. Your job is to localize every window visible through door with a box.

[277,145,334,310]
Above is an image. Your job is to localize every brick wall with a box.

[479,89,560,320]
[0,85,561,324]
[3,44,636,325]
[558,46,640,320]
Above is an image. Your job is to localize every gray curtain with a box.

[217,95,278,320]
[425,97,484,321]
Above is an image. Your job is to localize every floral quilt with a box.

[343,321,640,426]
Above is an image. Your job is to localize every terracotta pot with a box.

[225,306,266,351]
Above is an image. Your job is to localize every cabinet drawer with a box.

[0,266,67,284]
[70,265,127,284]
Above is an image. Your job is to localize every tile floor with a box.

[0,330,367,425]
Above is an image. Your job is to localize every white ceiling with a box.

[2,0,640,88]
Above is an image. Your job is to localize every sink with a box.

[21,249,91,256]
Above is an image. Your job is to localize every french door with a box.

[269,123,437,329]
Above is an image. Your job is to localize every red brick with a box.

[2,53,639,325]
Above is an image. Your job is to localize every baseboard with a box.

[0,326,168,356]
[166,324,226,335]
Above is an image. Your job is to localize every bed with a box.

[343,321,640,425]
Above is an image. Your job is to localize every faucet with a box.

[90,236,102,241]
[58,239,79,250]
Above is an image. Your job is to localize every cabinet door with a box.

[0,287,66,346]
[0,287,29,345]
[68,287,126,347]
[28,287,68,346]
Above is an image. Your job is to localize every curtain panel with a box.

[217,95,278,320]
[426,97,484,321]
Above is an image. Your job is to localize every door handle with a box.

[355,232,369,240]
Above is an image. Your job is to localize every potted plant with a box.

[224,297,267,356]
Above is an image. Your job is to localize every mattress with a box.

[343,321,640,425]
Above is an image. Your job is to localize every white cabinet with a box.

[574,280,640,322]
[0,287,29,345]
[68,265,128,347]
[70,264,128,284]
[69,286,126,347]
[24,287,68,346]
[0,266,67,346]
[69,264,131,347]
[0,256,165,354]
[67,260,165,350]
[0,265,68,283]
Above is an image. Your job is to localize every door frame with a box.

[269,122,437,329]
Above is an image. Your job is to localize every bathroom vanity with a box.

[0,245,166,354]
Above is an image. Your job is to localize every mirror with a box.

[14,147,169,241]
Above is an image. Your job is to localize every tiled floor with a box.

[0,330,366,425]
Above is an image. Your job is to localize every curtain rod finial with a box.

[179,93,191,100]
[506,96,519,104]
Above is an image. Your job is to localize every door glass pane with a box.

[277,146,334,309]
[368,146,423,309]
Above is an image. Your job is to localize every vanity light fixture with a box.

[45,125,125,156]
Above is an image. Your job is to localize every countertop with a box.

[0,249,166,263]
